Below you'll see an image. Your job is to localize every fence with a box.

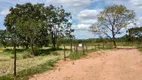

[63,43,113,60]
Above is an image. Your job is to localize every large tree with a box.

[44,5,74,48]
[90,5,136,48]
[4,3,47,54]
[4,3,45,79]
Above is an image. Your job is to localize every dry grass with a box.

[0,55,60,76]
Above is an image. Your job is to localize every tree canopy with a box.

[128,27,142,41]
[90,5,136,48]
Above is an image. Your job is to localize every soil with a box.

[29,47,142,80]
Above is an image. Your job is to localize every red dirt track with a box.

[30,47,142,80]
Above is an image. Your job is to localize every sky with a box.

[0,0,142,39]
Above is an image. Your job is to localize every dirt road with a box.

[30,48,142,80]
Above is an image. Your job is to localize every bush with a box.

[32,47,41,56]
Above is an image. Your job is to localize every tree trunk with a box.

[52,39,56,49]
[13,44,16,80]
[30,36,35,55]
[112,34,117,48]
[25,37,29,49]
[25,44,29,49]
[112,39,117,48]
[51,32,56,49]
[31,43,34,55]
[112,25,117,48]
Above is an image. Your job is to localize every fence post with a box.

[70,42,72,53]
[82,43,85,55]
[98,44,100,50]
[103,43,104,49]
[94,45,96,50]
[76,43,78,53]
[64,45,66,61]
[14,44,17,80]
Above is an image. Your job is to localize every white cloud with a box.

[68,20,72,23]
[0,9,9,15]
[105,0,129,5]
[77,9,102,29]
[130,0,142,8]
[106,0,142,9]
[46,0,91,8]
[136,16,142,26]
[77,24,91,29]
[78,10,99,19]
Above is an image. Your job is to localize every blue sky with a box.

[0,0,142,39]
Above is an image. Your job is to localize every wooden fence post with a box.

[14,44,16,80]
[76,43,78,53]
[94,45,96,50]
[82,43,85,55]
[70,42,72,53]
[103,43,104,49]
[98,44,100,50]
[64,45,66,61]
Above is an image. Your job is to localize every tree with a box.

[4,3,45,79]
[128,27,142,41]
[90,5,136,48]
[4,3,47,55]
[44,5,74,48]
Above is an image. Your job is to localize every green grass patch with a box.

[68,52,86,60]
[116,42,140,47]
[136,44,142,52]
